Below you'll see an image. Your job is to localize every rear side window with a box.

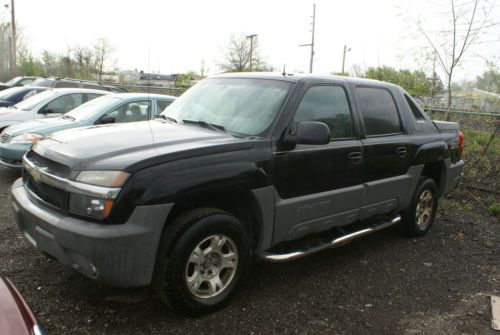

[83,83,105,90]
[55,81,79,88]
[293,85,353,139]
[86,93,104,101]
[356,87,401,136]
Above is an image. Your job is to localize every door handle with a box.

[348,152,362,164]
[396,147,407,158]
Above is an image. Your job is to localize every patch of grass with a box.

[488,203,500,217]
[484,240,494,248]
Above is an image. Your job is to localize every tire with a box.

[154,207,252,315]
[400,178,439,237]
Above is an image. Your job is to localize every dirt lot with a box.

[0,166,498,335]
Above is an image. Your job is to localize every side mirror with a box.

[98,116,115,125]
[294,121,331,145]
[40,108,54,115]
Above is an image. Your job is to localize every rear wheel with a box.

[154,208,251,315]
[401,178,438,237]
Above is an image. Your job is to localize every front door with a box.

[272,84,363,244]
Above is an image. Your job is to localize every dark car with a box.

[0,76,39,91]
[0,86,49,107]
[0,276,45,335]
[12,73,464,315]
[30,77,127,93]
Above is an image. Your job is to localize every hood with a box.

[5,117,74,136]
[0,106,16,116]
[33,120,251,172]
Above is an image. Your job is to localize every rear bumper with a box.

[11,178,173,287]
[442,159,464,195]
[0,142,28,170]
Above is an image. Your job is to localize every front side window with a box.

[293,85,353,139]
[156,99,173,116]
[356,87,401,136]
[163,78,292,136]
[101,100,150,123]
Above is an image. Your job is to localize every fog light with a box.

[69,194,114,220]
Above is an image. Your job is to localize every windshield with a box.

[65,95,121,121]
[162,78,291,136]
[0,87,25,100]
[31,78,53,87]
[14,90,55,110]
[4,77,20,86]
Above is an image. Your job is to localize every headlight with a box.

[10,133,43,144]
[75,171,130,187]
[69,194,114,219]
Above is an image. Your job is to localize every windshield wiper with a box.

[182,119,226,132]
[62,115,76,121]
[156,115,178,123]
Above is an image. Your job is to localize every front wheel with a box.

[154,208,252,315]
[401,178,439,237]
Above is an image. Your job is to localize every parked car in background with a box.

[0,88,109,134]
[0,276,45,335]
[0,86,50,107]
[0,76,39,91]
[30,77,127,93]
[0,93,175,169]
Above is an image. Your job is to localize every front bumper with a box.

[11,178,173,287]
[0,142,29,170]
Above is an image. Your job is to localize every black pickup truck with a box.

[11,73,464,314]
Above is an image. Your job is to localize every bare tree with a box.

[218,34,271,72]
[94,38,113,82]
[410,0,498,110]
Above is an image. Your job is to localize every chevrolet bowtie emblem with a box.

[30,166,42,183]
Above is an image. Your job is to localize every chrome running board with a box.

[262,215,401,262]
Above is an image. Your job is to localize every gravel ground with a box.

[1,166,499,335]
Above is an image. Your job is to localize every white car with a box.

[0,88,110,132]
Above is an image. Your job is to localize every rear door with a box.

[355,86,412,219]
[272,84,363,243]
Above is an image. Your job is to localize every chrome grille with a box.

[0,133,10,143]
[25,150,70,178]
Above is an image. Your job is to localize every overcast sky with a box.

[2,0,499,81]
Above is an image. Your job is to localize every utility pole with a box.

[299,3,316,73]
[431,50,437,98]
[341,45,351,75]
[10,0,16,74]
[246,34,257,72]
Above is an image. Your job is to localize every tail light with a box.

[458,130,464,155]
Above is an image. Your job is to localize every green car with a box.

[0,93,175,170]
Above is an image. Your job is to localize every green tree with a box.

[476,65,500,94]
[364,66,440,97]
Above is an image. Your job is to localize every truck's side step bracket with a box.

[261,215,401,262]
